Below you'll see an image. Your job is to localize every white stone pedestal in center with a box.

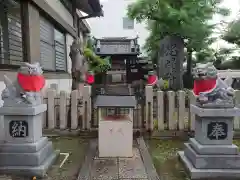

[99,118,133,157]
[95,95,136,158]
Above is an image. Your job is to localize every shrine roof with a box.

[94,37,138,42]
[95,95,136,108]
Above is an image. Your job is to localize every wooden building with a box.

[93,37,140,84]
[0,0,102,93]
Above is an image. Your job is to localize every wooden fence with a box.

[42,85,240,132]
[42,86,91,130]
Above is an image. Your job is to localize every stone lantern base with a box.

[0,104,59,177]
[178,105,240,179]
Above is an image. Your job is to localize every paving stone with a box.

[94,155,117,160]
[119,148,148,179]
[119,179,148,180]
[91,158,118,180]
[0,176,12,180]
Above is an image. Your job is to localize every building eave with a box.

[77,10,91,33]
[75,0,103,17]
[30,0,77,37]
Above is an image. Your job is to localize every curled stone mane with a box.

[19,62,43,75]
[193,62,217,80]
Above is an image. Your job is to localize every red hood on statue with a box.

[193,78,217,96]
[147,74,158,85]
[17,73,45,92]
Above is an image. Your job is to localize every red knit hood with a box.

[17,73,45,92]
[193,78,217,96]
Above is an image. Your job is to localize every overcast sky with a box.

[98,0,240,50]
[211,0,240,50]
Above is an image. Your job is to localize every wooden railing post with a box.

[157,90,164,130]
[167,91,175,130]
[0,101,4,142]
[189,90,196,131]
[178,90,185,130]
[59,91,67,129]
[145,86,153,131]
[47,89,56,129]
[42,95,47,128]
[234,90,240,130]
[71,90,78,129]
[83,85,91,130]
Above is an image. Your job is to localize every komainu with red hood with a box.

[192,62,234,108]
[1,62,45,106]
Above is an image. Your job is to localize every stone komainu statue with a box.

[1,62,45,106]
[192,62,234,108]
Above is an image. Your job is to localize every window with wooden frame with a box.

[40,16,67,71]
[0,0,24,66]
[54,29,67,71]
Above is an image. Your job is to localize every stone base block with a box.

[184,143,240,169]
[0,150,60,178]
[190,105,240,117]
[190,138,239,155]
[0,141,53,166]
[0,137,48,153]
[0,104,47,116]
[178,151,240,179]
[0,137,59,177]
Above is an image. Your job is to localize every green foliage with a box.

[221,18,240,69]
[83,38,111,74]
[195,48,216,63]
[194,47,236,69]
[86,37,95,49]
[223,19,240,46]
[127,0,230,57]
[219,56,240,69]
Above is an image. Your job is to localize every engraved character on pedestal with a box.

[207,122,227,140]
[10,121,28,138]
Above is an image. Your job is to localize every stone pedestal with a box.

[0,104,59,177]
[95,95,136,158]
[99,120,133,157]
[178,105,240,179]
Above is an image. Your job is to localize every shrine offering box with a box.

[95,95,136,157]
